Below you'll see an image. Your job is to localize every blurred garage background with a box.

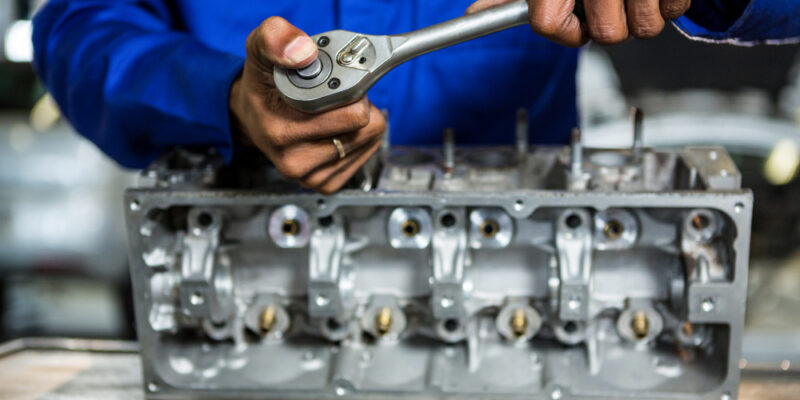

[1,0,799,368]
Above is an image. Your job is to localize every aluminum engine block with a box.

[125,130,751,399]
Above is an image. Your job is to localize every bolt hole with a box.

[514,200,524,211]
[196,212,213,228]
[326,318,343,331]
[328,78,341,89]
[401,219,421,237]
[443,318,460,332]
[318,215,334,227]
[692,213,711,231]
[563,321,578,333]
[603,220,624,240]
[358,57,367,64]
[440,213,457,228]
[480,219,500,238]
[130,199,141,211]
[281,219,300,236]
[317,36,330,47]
[317,198,326,208]
[565,213,582,229]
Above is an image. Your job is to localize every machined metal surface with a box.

[125,119,752,399]
[2,337,798,400]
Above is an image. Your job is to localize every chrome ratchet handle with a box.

[274,0,531,114]
[390,0,529,63]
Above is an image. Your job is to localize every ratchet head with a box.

[274,31,399,114]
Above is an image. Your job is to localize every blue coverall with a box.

[32,0,800,168]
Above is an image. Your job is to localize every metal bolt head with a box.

[189,292,205,306]
[701,298,715,312]
[567,296,581,310]
[328,78,341,89]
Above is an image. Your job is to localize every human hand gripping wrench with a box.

[274,0,586,114]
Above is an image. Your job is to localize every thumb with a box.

[246,17,318,71]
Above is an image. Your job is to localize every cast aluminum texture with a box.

[125,120,751,400]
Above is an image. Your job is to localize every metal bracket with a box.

[431,209,468,320]
[308,216,347,319]
[178,208,234,323]
[682,147,741,190]
[555,208,593,321]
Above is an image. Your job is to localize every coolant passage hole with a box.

[564,321,578,333]
[565,213,582,229]
[318,215,334,227]
[443,319,460,332]
[440,213,457,228]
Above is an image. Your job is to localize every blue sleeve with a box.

[32,0,245,168]
[675,0,800,44]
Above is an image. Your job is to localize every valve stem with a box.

[516,108,528,157]
[375,306,393,336]
[510,308,528,338]
[631,310,650,340]
[260,305,277,334]
[443,128,455,174]
[631,107,644,162]
[570,128,583,176]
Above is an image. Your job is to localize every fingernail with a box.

[284,36,316,64]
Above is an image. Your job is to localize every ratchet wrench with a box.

[274,0,584,114]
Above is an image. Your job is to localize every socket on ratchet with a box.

[275,0,583,114]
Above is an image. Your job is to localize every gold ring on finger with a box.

[332,137,346,160]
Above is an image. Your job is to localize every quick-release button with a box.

[296,58,323,80]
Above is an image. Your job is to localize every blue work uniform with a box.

[32,0,800,168]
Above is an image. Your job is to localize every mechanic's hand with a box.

[466,0,690,47]
[230,17,386,194]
